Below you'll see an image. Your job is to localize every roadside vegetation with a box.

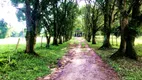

[88,36,142,80]
[0,0,142,79]
[0,40,72,80]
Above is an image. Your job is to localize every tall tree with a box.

[11,0,49,54]
[25,0,41,54]
[100,0,111,48]
[52,0,59,45]
[97,0,117,49]
[59,0,78,42]
[84,0,91,42]
[111,0,142,60]
[91,1,103,44]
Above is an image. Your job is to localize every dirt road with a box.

[37,37,119,80]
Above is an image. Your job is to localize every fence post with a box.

[15,38,20,53]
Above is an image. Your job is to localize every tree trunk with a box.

[25,32,36,54]
[59,35,63,44]
[65,35,69,42]
[25,0,37,54]
[110,29,126,58]
[100,33,111,48]
[87,33,91,42]
[45,35,51,48]
[92,32,96,44]
[110,0,129,59]
[52,1,58,46]
[69,32,72,39]
[110,12,128,59]
[125,30,137,59]
[53,25,57,45]
[100,0,111,49]
[111,0,140,60]
[53,37,58,45]
[124,0,141,60]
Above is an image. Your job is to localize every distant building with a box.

[74,29,83,37]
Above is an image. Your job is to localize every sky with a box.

[0,0,85,32]
[78,0,86,7]
[0,0,25,32]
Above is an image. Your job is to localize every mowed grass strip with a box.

[0,39,72,80]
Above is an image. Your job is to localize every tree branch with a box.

[16,8,25,13]
[127,0,135,14]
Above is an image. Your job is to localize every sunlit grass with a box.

[0,36,142,80]
[0,40,70,80]
[95,35,142,56]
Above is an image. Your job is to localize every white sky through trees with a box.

[0,0,25,32]
[0,0,85,32]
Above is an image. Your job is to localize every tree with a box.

[52,0,59,45]
[90,1,103,44]
[110,0,142,60]
[56,0,78,42]
[81,0,103,44]
[42,15,53,48]
[96,0,109,48]
[0,19,8,38]
[11,0,49,54]
[84,1,92,42]
[24,0,41,54]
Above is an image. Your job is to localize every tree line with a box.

[4,0,142,60]
[11,0,78,55]
[82,0,142,60]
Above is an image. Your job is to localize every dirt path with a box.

[37,37,120,80]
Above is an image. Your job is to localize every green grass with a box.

[88,37,142,80]
[81,43,85,47]
[135,44,142,56]
[95,35,142,56]
[0,41,70,80]
[1,36,142,80]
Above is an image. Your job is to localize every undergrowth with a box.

[0,41,70,80]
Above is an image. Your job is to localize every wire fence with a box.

[0,30,48,52]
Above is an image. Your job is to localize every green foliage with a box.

[10,31,19,37]
[0,41,70,80]
[113,26,121,37]
[134,44,142,56]
[11,0,24,7]
[0,19,8,38]
[73,17,83,31]
[10,31,24,37]
[19,31,24,37]
[16,9,26,22]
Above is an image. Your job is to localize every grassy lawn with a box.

[0,39,73,80]
[88,36,142,80]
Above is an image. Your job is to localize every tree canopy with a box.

[0,19,8,38]
[10,0,142,60]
